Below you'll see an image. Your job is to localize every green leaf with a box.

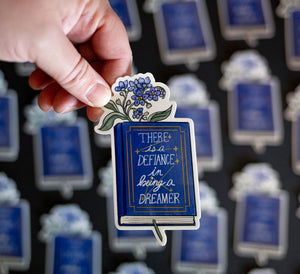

[148,105,173,122]
[98,113,126,131]
[104,101,118,112]
[116,99,122,105]
[146,102,152,109]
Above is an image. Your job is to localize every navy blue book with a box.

[161,0,206,51]
[114,121,198,225]
[225,0,266,27]
[232,82,275,132]
[109,0,132,30]
[0,92,19,161]
[286,9,300,70]
[175,107,213,158]
[48,233,101,274]
[179,213,219,264]
[0,201,30,269]
[291,11,300,58]
[0,96,11,150]
[236,192,288,251]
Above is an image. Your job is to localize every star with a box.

[175,159,179,164]
[173,146,178,152]
[135,148,140,154]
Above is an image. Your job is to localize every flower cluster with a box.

[96,74,174,132]
[116,77,165,108]
[113,76,166,121]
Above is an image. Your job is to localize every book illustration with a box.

[94,73,200,246]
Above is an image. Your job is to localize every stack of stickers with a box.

[2,0,300,272]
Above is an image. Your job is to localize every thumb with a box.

[33,28,111,107]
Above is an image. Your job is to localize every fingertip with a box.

[85,84,111,107]
[87,106,104,122]
[29,69,54,90]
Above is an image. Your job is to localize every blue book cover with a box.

[114,121,197,225]
[109,0,132,29]
[234,82,275,132]
[225,0,266,27]
[52,235,95,274]
[0,205,23,258]
[179,212,219,265]
[0,96,11,149]
[291,10,300,58]
[161,1,206,51]
[117,229,154,239]
[41,125,84,177]
[175,107,213,158]
[240,194,280,246]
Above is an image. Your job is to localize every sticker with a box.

[0,90,19,161]
[217,0,275,46]
[24,102,93,199]
[39,205,101,274]
[230,163,288,266]
[98,161,163,259]
[14,62,35,77]
[109,0,141,42]
[46,233,101,274]
[111,262,155,274]
[285,85,300,174]
[220,51,283,153]
[153,0,215,70]
[248,269,277,274]
[285,7,300,70]
[0,173,31,273]
[168,74,222,175]
[94,73,200,246]
[143,0,159,13]
[172,182,227,274]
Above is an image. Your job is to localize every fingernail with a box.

[86,84,111,107]
[61,104,77,114]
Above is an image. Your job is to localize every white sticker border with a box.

[153,0,216,68]
[228,77,283,153]
[0,200,31,271]
[217,0,275,46]
[33,118,93,196]
[0,90,19,161]
[285,8,300,70]
[234,191,289,265]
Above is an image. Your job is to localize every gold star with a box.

[175,159,179,164]
[168,134,172,139]
[173,146,178,152]
[170,188,173,192]
[135,148,140,154]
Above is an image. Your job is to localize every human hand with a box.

[0,0,132,121]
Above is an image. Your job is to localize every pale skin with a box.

[0,0,132,121]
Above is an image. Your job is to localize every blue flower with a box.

[155,87,166,98]
[133,108,143,119]
[146,87,161,101]
[115,80,128,91]
[128,77,152,93]
[131,90,148,106]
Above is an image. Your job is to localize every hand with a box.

[0,0,132,121]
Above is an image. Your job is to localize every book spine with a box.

[114,123,125,219]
